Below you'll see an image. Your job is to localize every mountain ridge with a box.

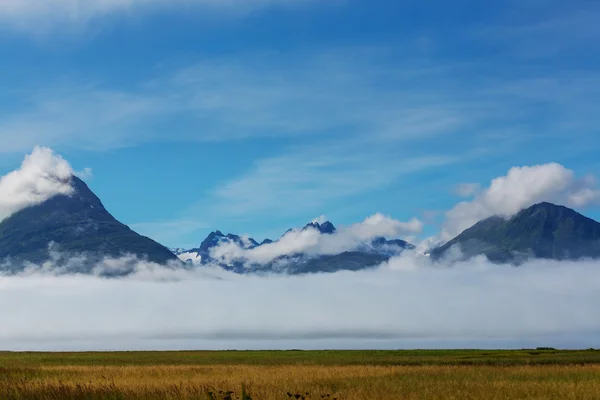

[3,179,599,276]
[430,202,600,262]
[174,220,415,273]
[0,176,179,273]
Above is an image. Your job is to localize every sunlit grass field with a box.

[1,349,600,399]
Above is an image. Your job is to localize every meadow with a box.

[1,349,600,399]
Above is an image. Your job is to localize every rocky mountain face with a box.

[0,176,179,274]
[174,221,415,274]
[430,202,600,263]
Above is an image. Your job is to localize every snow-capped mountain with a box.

[172,230,270,266]
[171,249,202,265]
[170,221,415,273]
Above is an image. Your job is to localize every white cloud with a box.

[0,50,475,155]
[175,251,202,265]
[211,148,458,218]
[75,167,93,180]
[0,89,166,154]
[441,163,600,240]
[209,213,423,265]
[311,215,327,224]
[0,146,75,222]
[454,182,481,197]
[350,213,423,240]
[1,254,600,350]
[0,0,317,33]
[415,236,444,256]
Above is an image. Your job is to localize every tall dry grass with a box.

[1,364,600,399]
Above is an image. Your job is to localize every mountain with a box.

[174,220,415,273]
[430,202,600,263]
[0,176,179,273]
[302,221,336,234]
[371,237,415,253]
[175,230,270,266]
[281,221,336,238]
[271,252,390,275]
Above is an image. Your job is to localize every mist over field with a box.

[2,253,600,351]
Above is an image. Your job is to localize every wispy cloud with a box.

[454,183,481,198]
[4,46,599,158]
[164,50,478,143]
[210,143,458,218]
[3,43,598,154]
[476,1,600,59]
[0,88,167,154]
[0,50,476,154]
[0,0,320,34]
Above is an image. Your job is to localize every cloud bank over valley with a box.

[1,254,600,350]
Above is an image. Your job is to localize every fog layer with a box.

[2,254,599,350]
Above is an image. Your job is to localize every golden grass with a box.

[2,364,600,399]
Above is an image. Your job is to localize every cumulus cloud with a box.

[210,214,423,265]
[441,163,600,240]
[1,254,600,350]
[0,146,75,222]
[414,236,444,256]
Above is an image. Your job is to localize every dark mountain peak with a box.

[199,230,226,251]
[283,228,293,237]
[431,202,600,263]
[371,237,413,249]
[302,221,337,234]
[301,223,317,231]
[521,201,585,219]
[70,175,94,193]
[183,221,418,274]
[532,201,571,209]
[533,201,559,208]
[33,175,109,219]
[0,176,178,272]
[196,231,262,257]
[518,201,562,215]
[281,221,337,237]
[227,233,260,249]
[320,221,336,234]
[371,236,387,245]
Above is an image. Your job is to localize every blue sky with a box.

[0,0,599,248]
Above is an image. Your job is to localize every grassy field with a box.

[1,349,600,399]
